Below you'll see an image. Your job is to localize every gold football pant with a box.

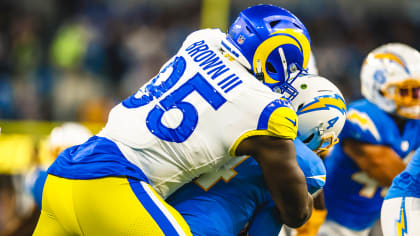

[33,175,192,235]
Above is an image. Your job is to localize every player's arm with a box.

[237,136,313,228]
[342,138,406,186]
[295,191,327,236]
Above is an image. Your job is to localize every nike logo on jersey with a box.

[297,94,346,115]
[285,117,297,126]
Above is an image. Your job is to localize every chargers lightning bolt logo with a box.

[373,52,409,73]
[396,198,408,236]
[297,94,346,115]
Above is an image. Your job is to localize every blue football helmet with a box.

[222,4,311,99]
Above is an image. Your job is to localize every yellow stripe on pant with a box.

[33,175,192,236]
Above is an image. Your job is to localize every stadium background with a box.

[0,0,419,235]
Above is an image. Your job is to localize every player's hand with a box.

[295,208,327,236]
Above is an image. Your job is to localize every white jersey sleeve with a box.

[98,29,298,198]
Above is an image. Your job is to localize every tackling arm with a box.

[342,138,406,186]
[237,136,313,228]
[295,191,327,236]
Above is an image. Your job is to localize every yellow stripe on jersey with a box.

[229,106,298,157]
[229,130,279,157]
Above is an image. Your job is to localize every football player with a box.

[319,43,420,236]
[27,122,92,209]
[167,74,347,235]
[34,5,314,235]
[381,147,420,236]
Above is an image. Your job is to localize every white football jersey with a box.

[98,29,298,198]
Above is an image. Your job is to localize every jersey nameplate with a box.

[185,40,243,93]
[120,40,246,143]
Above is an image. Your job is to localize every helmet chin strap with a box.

[255,60,264,81]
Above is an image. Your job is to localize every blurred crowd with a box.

[0,0,200,121]
[1,0,420,122]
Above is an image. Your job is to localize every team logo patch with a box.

[297,94,347,115]
[237,35,245,45]
[395,198,407,236]
[373,52,409,73]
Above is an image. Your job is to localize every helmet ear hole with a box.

[292,22,301,28]
[245,26,253,34]
[297,103,304,111]
[269,20,281,28]
[303,133,315,144]
[266,62,277,73]
[378,89,385,96]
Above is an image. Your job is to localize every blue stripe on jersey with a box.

[257,99,292,129]
[48,136,149,183]
[128,179,180,235]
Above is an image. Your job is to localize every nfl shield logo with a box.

[237,35,245,45]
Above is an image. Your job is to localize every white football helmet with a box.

[49,122,92,157]
[289,74,347,154]
[361,43,420,119]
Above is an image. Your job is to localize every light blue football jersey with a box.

[166,139,326,236]
[386,147,420,200]
[323,99,420,230]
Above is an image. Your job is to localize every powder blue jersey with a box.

[386,147,420,200]
[323,99,420,230]
[166,139,326,236]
